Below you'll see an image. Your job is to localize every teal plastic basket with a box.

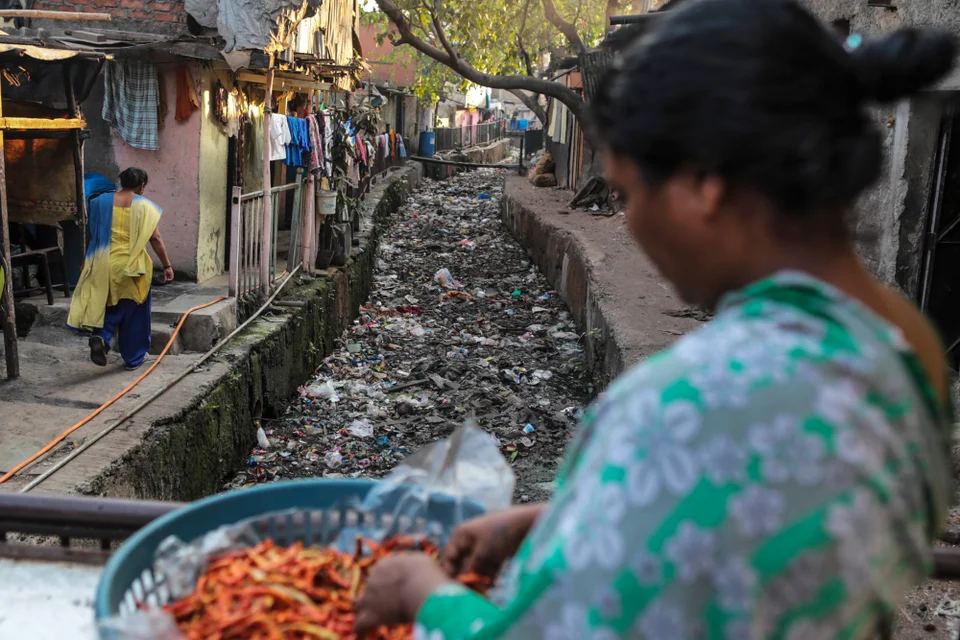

[95,478,481,635]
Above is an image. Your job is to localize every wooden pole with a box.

[64,62,87,257]
[302,89,316,274]
[0,10,112,20]
[0,82,19,379]
[260,64,275,293]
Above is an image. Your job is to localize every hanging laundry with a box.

[306,114,322,172]
[355,135,367,164]
[390,130,396,158]
[397,136,407,159]
[284,116,310,168]
[156,69,167,130]
[547,100,558,142]
[213,81,229,126]
[268,113,291,162]
[102,59,160,150]
[175,66,200,121]
[321,112,334,178]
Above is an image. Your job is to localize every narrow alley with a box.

[228,169,592,501]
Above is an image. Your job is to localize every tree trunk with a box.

[605,0,621,32]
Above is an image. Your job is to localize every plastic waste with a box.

[256,426,270,449]
[347,419,374,438]
[362,421,515,517]
[324,448,343,468]
[304,381,339,402]
[434,268,459,289]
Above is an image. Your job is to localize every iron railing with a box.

[435,120,506,152]
[0,493,180,564]
[229,170,304,298]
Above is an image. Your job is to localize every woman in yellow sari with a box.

[67,168,173,370]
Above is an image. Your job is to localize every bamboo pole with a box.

[0,82,19,379]
[0,10,112,21]
[260,63,275,292]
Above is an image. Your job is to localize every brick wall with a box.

[30,0,187,34]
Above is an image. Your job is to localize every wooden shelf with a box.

[0,117,85,131]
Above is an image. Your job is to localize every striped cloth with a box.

[102,60,160,151]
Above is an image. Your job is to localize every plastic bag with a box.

[362,421,516,525]
[99,421,513,638]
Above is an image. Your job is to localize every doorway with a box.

[919,99,960,372]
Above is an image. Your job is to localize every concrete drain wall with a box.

[89,166,422,501]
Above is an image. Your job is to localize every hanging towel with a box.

[398,136,407,159]
[287,116,311,167]
[175,66,200,121]
[547,100,558,142]
[102,60,161,151]
[284,116,304,167]
[268,114,291,162]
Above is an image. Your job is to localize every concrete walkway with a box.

[501,176,703,384]
[0,166,421,498]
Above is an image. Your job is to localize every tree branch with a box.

[375,0,586,125]
[516,0,534,78]
[429,0,458,61]
[541,0,587,53]
[604,0,620,33]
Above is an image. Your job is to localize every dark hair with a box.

[119,167,148,190]
[593,0,956,214]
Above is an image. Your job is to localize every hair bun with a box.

[851,28,957,103]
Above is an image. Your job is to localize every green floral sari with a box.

[415,271,954,640]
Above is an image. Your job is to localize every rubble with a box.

[226,169,592,502]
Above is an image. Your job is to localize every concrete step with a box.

[151,294,237,352]
[150,322,184,356]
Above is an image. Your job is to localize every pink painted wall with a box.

[112,66,202,278]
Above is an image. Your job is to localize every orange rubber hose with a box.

[0,296,228,486]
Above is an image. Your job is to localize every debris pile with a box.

[227,169,591,502]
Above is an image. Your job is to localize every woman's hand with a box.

[163,266,174,283]
[442,504,546,579]
[354,552,450,636]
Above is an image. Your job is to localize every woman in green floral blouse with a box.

[354,0,958,637]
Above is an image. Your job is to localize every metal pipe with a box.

[0,492,179,530]
[408,156,518,169]
[20,267,303,493]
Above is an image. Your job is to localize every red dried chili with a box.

[160,535,491,640]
